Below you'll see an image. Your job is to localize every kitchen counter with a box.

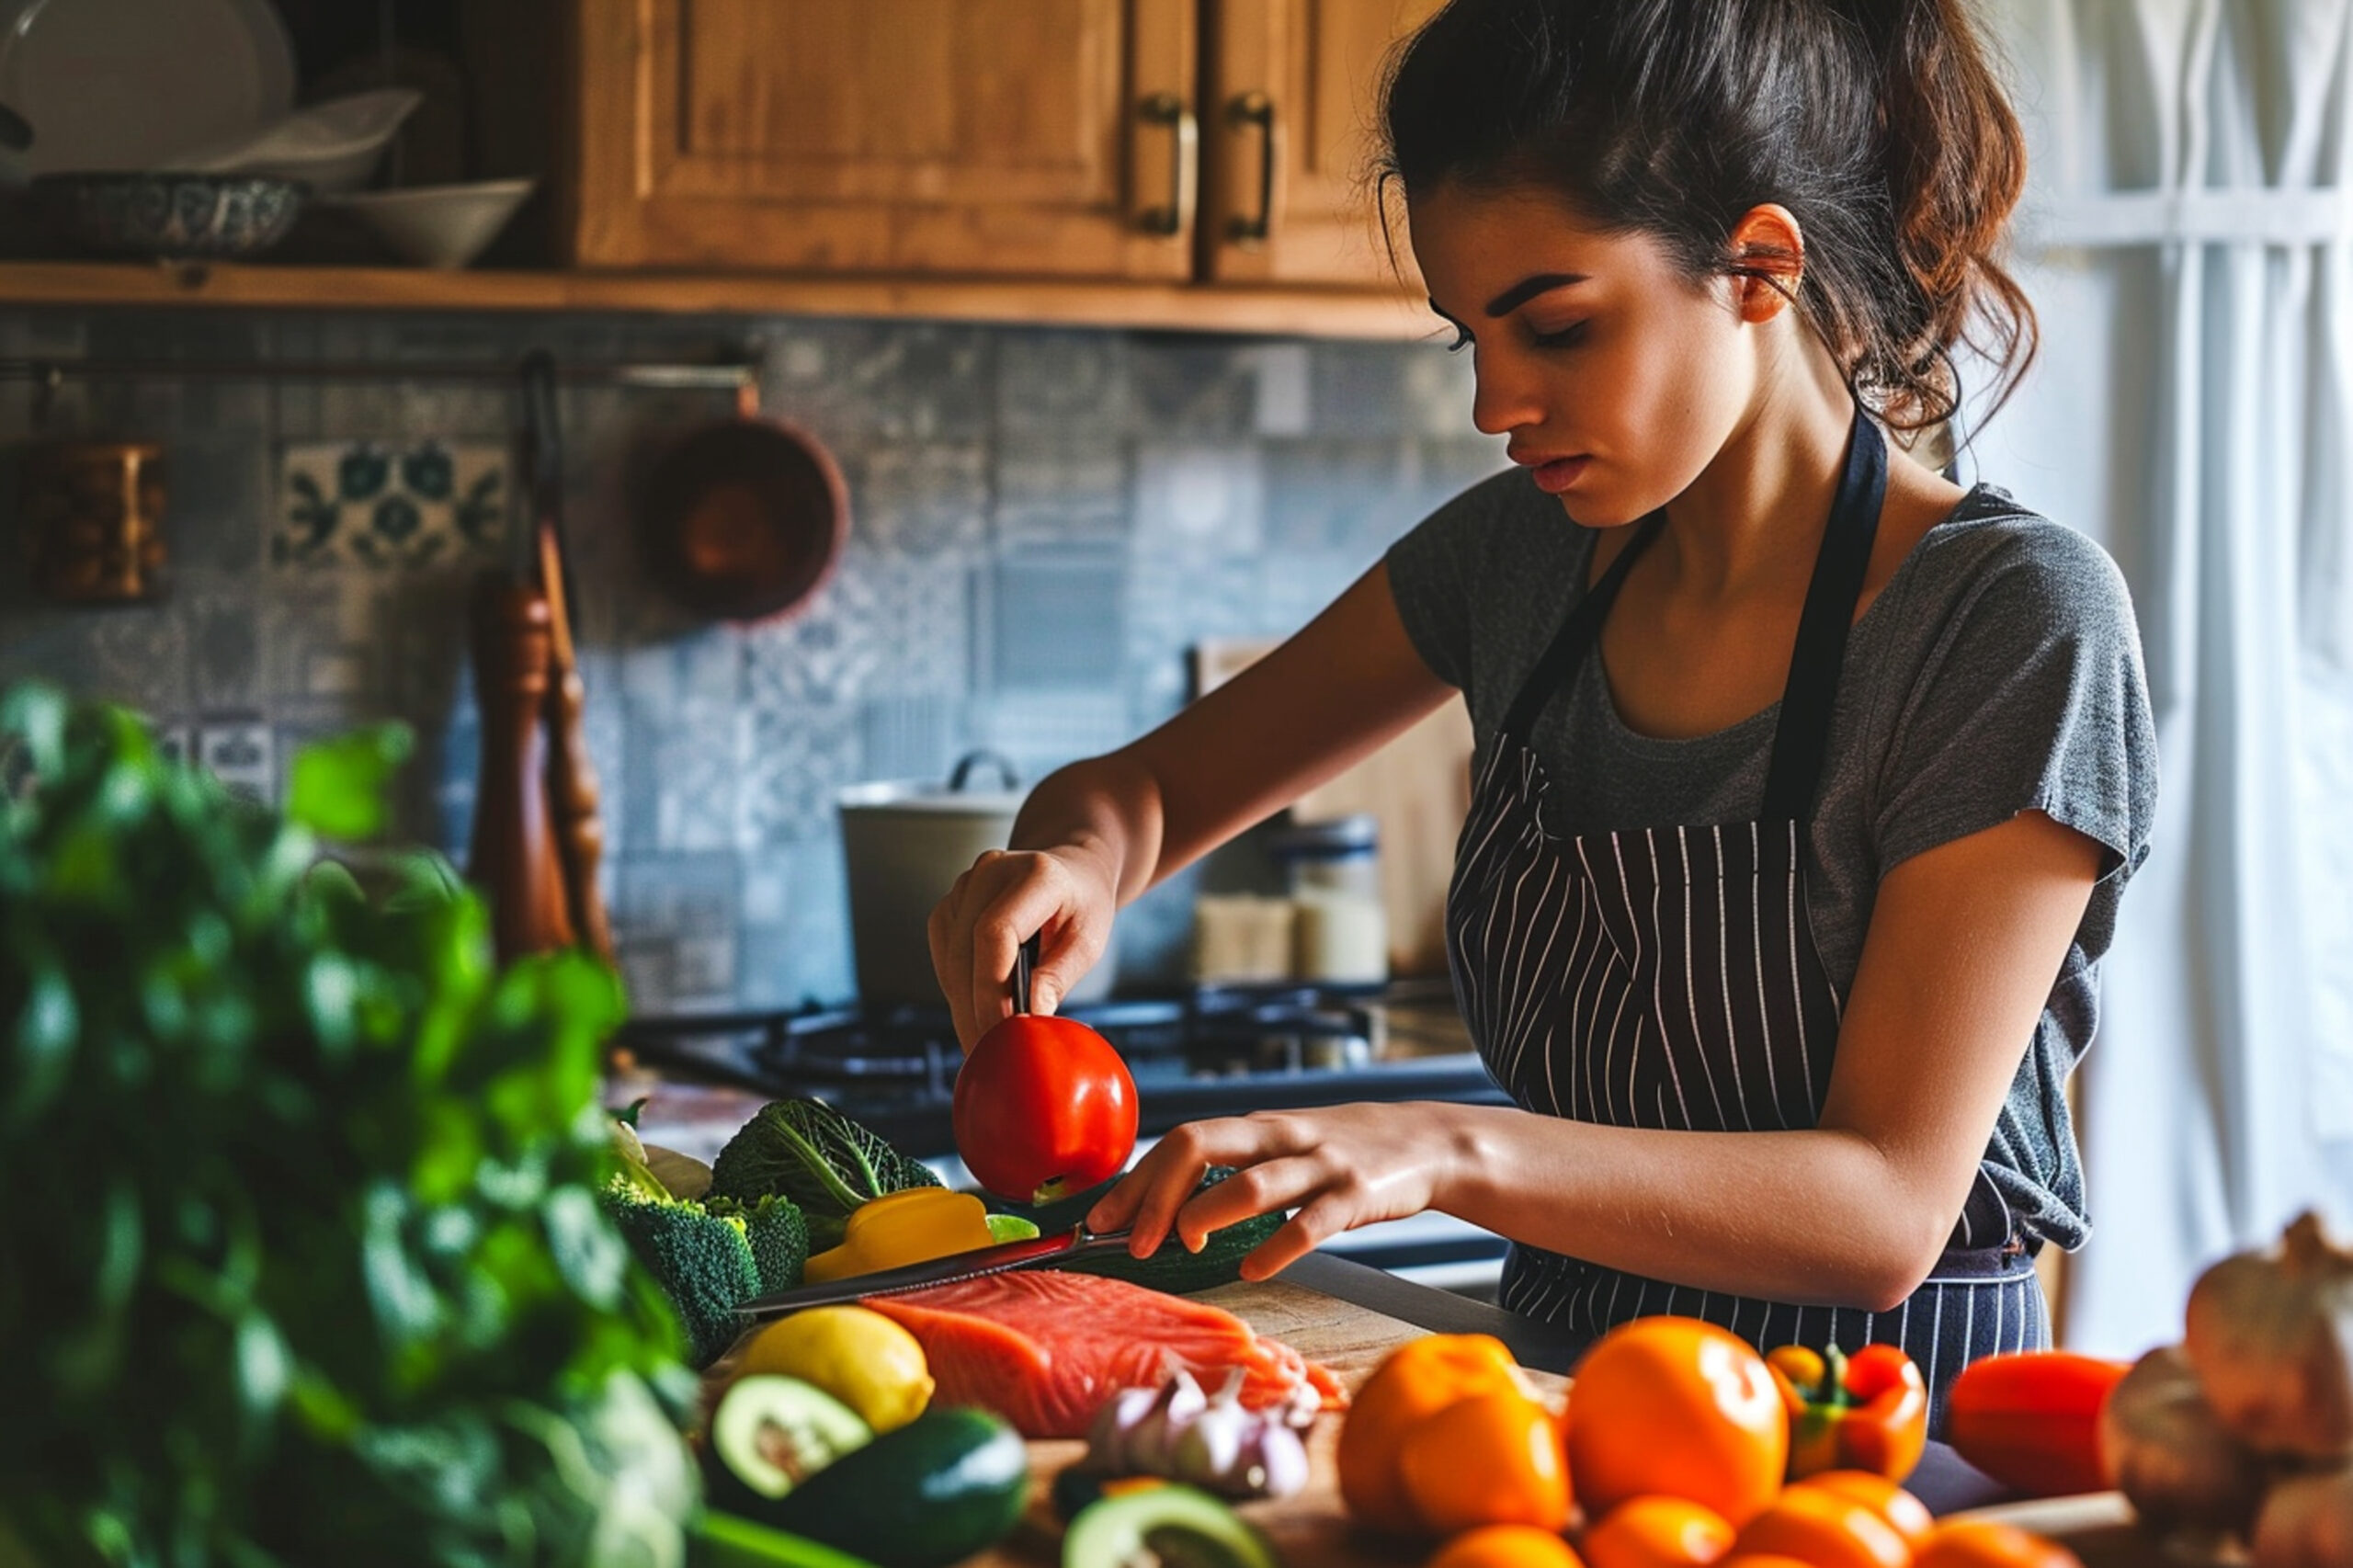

[967,1255,2170,1568]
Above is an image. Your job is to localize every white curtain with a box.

[1975,0,2353,1356]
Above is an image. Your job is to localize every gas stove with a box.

[612,978,1510,1153]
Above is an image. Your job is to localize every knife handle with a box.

[734,1225,1136,1321]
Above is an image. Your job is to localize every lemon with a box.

[734,1306,935,1434]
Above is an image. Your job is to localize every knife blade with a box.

[733,1224,1138,1319]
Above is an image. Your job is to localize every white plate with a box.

[0,0,295,178]
[176,88,422,193]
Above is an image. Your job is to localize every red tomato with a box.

[952,1013,1138,1203]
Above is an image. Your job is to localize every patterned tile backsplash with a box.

[275,440,509,570]
[0,311,1503,1012]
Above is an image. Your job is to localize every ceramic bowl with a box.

[29,172,304,259]
[328,177,534,268]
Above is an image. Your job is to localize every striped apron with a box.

[1448,411,2046,1433]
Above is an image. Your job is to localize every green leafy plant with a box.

[0,682,699,1568]
[707,1099,944,1252]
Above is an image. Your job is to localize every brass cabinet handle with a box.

[1226,90,1278,245]
[1137,92,1198,237]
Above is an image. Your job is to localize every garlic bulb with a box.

[2251,1462,2353,1568]
[2185,1211,2353,1460]
[2099,1344,2268,1534]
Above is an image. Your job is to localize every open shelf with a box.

[0,260,1438,341]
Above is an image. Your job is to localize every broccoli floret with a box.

[601,1182,759,1369]
[707,1194,809,1296]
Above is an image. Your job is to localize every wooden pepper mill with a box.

[467,574,576,962]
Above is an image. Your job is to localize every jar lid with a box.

[1267,812,1379,859]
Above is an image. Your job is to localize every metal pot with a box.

[838,751,1114,1011]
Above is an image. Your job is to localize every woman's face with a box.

[1408,181,1767,528]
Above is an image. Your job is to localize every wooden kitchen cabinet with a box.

[1205,0,1445,287]
[574,0,1198,277]
[571,0,1439,294]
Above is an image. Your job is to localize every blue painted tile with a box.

[854,442,988,560]
[274,440,510,571]
[734,700,863,849]
[1127,337,1256,437]
[620,688,739,855]
[859,694,961,784]
[974,688,1132,784]
[991,548,1124,689]
[997,330,1131,437]
[1312,341,1415,437]
[169,438,271,572]
[1262,436,1421,553]
[613,851,743,1013]
[198,718,275,805]
[1131,443,1266,559]
[993,437,1127,549]
[736,840,857,1008]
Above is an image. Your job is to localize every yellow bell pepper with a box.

[801,1188,996,1284]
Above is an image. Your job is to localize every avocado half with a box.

[1061,1484,1282,1568]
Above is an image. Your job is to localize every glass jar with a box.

[1268,814,1387,985]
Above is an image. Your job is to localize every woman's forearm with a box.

[1006,750,1173,907]
[1430,1101,1953,1312]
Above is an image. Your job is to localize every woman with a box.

[929,0,2156,1419]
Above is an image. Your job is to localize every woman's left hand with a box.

[1083,1102,1472,1280]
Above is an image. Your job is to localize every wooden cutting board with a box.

[969,1276,1565,1568]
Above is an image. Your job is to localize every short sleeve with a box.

[1870,520,2159,952]
[1383,483,1484,690]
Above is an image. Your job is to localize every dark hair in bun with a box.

[1381,0,2036,432]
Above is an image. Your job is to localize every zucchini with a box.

[987,1168,1280,1294]
[768,1408,1029,1568]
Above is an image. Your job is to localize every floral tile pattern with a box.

[198,719,275,805]
[273,440,508,570]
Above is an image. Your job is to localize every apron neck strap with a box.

[1759,405,1886,823]
[1499,508,1668,745]
[1495,406,1889,825]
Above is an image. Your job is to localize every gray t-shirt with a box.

[1386,470,2159,1251]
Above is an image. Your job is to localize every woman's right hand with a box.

[926,844,1119,1051]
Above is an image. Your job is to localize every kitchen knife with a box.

[733,1224,1138,1319]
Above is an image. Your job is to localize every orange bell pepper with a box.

[1766,1343,1929,1483]
[1338,1333,1549,1535]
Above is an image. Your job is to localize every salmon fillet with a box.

[862,1270,1346,1438]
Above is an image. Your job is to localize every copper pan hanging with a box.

[636,380,848,624]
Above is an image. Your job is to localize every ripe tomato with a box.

[1565,1318,1789,1529]
[1427,1525,1586,1568]
[1342,1335,1530,1533]
[1730,1486,1911,1568]
[1581,1496,1736,1568]
[1912,1518,2086,1568]
[1399,1388,1574,1534]
[951,1013,1137,1203]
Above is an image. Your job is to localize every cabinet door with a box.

[1203,0,1444,288]
[574,0,1198,278]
